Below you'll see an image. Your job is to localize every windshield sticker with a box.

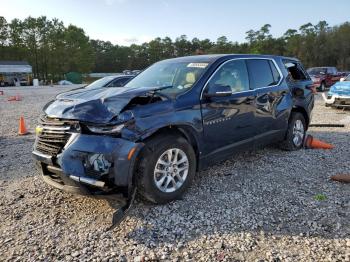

[187,63,208,68]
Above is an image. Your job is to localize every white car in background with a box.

[322,74,350,108]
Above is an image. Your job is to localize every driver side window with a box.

[207,60,249,93]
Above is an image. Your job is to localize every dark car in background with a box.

[307,67,342,91]
[33,54,314,207]
[123,69,142,75]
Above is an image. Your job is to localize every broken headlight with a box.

[87,124,124,134]
[86,111,134,134]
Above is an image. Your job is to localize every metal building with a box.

[0,61,32,86]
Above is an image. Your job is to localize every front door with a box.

[200,59,256,161]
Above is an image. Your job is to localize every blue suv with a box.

[33,54,314,213]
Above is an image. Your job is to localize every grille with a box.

[35,115,78,157]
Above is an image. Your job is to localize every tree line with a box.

[0,16,349,81]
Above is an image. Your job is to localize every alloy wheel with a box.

[153,148,189,193]
[292,119,305,147]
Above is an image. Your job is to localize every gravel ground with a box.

[0,86,349,261]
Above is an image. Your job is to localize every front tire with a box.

[280,112,306,151]
[136,134,196,204]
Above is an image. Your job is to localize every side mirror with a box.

[204,84,232,98]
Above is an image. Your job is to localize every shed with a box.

[0,61,32,86]
[0,61,32,73]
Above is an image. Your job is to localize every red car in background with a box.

[307,67,343,92]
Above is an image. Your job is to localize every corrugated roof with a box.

[0,61,30,65]
[0,61,32,73]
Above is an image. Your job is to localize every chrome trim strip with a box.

[200,57,284,100]
[216,91,233,94]
[64,133,79,149]
[32,150,52,159]
[70,175,105,188]
[42,126,71,131]
[38,129,69,134]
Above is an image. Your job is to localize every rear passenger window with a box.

[269,61,281,85]
[284,61,308,81]
[246,59,276,89]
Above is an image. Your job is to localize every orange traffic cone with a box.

[8,96,16,101]
[18,116,29,135]
[304,135,334,149]
[331,174,350,183]
[8,95,21,101]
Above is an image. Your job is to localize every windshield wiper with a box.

[152,85,173,91]
[147,85,173,95]
[147,85,173,100]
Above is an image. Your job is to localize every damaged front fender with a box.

[57,134,143,188]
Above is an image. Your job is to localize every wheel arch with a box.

[291,106,310,129]
[138,125,201,171]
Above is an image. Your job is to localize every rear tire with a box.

[136,134,196,204]
[319,82,326,92]
[280,112,306,151]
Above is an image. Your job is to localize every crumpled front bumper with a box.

[33,133,143,195]
[322,93,350,107]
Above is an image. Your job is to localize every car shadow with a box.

[1,129,349,253]
[121,129,350,247]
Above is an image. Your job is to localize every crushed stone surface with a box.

[0,86,349,261]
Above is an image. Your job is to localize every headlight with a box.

[87,124,124,134]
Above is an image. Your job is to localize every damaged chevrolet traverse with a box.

[33,55,314,223]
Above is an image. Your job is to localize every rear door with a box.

[246,59,290,145]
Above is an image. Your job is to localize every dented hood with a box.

[44,86,165,123]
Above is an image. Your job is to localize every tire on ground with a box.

[280,112,306,151]
[136,134,196,204]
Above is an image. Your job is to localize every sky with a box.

[1,0,349,46]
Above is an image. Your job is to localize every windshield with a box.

[85,76,115,89]
[307,68,327,75]
[125,60,208,96]
[345,75,350,81]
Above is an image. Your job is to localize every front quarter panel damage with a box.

[120,99,204,149]
[57,134,143,187]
